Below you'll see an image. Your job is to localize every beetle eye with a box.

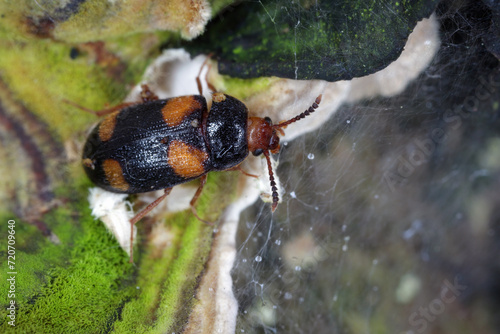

[264,117,272,125]
[269,134,280,151]
[252,148,264,156]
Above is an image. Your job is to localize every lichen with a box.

[0,39,126,141]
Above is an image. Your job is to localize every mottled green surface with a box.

[0,0,240,332]
[0,0,471,333]
[190,0,439,80]
[216,76,277,100]
[0,40,126,140]
[0,171,237,332]
[0,176,135,332]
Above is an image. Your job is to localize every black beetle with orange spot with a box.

[80,62,322,261]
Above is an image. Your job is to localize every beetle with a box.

[81,66,322,261]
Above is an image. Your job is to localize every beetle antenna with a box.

[274,94,322,129]
[263,150,279,211]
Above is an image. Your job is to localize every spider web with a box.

[232,1,500,333]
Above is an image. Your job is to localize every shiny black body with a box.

[82,94,249,193]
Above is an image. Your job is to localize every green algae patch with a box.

[148,213,213,333]
[114,221,185,333]
[0,213,67,312]
[0,194,137,333]
[114,211,213,334]
[114,172,239,333]
[216,76,277,101]
[0,169,239,333]
[0,39,126,141]
[0,196,88,310]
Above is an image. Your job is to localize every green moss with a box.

[148,214,212,332]
[0,200,86,306]
[0,197,136,332]
[1,168,240,332]
[114,222,184,332]
[114,171,239,332]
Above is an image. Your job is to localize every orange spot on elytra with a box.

[168,141,208,178]
[162,96,202,127]
[98,111,119,142]
[102,159,129,191]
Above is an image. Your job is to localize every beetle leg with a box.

[129,187,172,262]
[64,99,137,117]
[65,85,158,118]
[228,165,259,179]
[94,102,139,117]
[196,69,204,96]
[189,174,213,225]
[205,64,216,93]
[196,54,215,96]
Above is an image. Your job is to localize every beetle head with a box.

[246,94,322,212]
[247,116,283,156]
